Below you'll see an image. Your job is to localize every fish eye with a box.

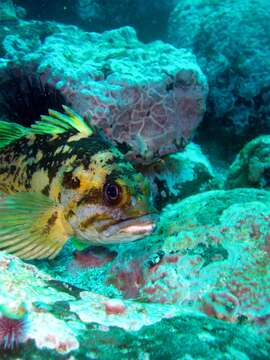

[103,182,122,205]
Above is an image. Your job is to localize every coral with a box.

[0,20,208,163]
[168,0,270,149]
[225,135,270,189]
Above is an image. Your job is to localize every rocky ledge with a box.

[1,188,270,358]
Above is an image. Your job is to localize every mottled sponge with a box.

[0,22,208,163]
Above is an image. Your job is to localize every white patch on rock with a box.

[69,291,188,331]
[28,313,79,354]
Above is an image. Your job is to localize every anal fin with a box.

[0,192,73,260]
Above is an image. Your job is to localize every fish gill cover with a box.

[0,0,269,359]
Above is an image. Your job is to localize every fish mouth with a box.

[102,213,158,241]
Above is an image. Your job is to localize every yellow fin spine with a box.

[30,106,93,136]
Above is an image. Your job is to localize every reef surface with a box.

[0,1,270,358]
[1,188,270,358]
[169,0,270,150]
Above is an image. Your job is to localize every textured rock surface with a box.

[0,20,208,163]
[225,135,270,189]
[0,252,79,355]
[35,188,270,342]
[1,188,270,357]
[140,142,217,209]
[169,0,270,148]
[0,251,269,359]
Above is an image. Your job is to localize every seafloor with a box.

[0,0,270,358]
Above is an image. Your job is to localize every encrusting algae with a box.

[0,106,157,260]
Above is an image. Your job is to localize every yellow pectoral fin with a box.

[0,192,73,260]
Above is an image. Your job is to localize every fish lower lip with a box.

[103,214,158,237]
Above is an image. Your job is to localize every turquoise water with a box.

[0,0,269,359]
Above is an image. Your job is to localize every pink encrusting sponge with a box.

[0,301,29,350]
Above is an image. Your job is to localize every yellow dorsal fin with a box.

[31,105,93,136]
[0,121,28,149]
[0,192,73,260]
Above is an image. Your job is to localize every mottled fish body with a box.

[0,106,156,260]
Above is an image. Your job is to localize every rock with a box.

[0,252,79,355]
[75,0,178,42]
[0,0,17,21]
[168,0,270,149]
[140,143,217,209]
[1,189,270,356]
[225,135,270,189]
[0,244,270,358]
[36,188,270,341]
[0,21,208,164]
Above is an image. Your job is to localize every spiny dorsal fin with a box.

[0,121,28,149]
[0,192,73,260]
[31,105,93,136]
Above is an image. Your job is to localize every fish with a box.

[0,106,157,260]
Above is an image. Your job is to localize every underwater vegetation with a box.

[0,0,270,358]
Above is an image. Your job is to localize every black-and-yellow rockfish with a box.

[0,106,157,260]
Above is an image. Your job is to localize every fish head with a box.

[61,149,158,245]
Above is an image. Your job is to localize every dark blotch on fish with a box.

[62,171,81,189]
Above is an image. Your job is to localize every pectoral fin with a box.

[0,192,73,260]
